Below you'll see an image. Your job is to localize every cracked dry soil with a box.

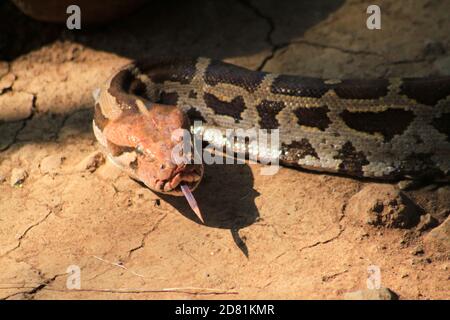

[0,0,449,299]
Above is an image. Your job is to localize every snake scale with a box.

[93,57,450,198]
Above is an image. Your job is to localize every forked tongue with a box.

[180,184,204,223]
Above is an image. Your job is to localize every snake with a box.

[93,57,450,211]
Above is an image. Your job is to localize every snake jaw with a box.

[151,163,204,196]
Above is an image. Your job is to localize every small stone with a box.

[434,56,450,76]
[39,154,65,174]
[423,216,450,257]
[416,213,438,232]
[410,245,424,256]
[346,184,421,228]
[437,209,450,222]
[10,168,28,186]
[356,230,369,240]
[76,151,105,173]
[397,180,414,190]
[0,91,34,122]
[423,40,446,57]
[410,257,432,265]
[344,288,398,300]
[0,73,15,93]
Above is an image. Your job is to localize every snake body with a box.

[93,57,450,192]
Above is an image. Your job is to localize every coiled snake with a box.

[93,57,450,217]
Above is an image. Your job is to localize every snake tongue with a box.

[180,184,204,223]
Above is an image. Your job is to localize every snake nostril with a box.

[160,164,166,170]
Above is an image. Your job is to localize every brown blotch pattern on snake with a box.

[293,105,331,131]
[203,92,245,123]
[334,141,370,177]
[282,139,319,161]
[256,100,286,129]
[204,60,266,93]
[399,77,450,106]
[341,108,415,142]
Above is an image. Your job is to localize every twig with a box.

[0,285,238,295]
[93,255,146,279]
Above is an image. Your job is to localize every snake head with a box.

[101,102,204,196]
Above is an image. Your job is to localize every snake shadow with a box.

[158,163,260,257]
[159,163,259,229]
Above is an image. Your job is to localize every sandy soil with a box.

[0,0,449,299]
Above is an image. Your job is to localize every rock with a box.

[423,40,446,57]
[344,288,398,300]
[434,56,450,75]
[96,160,123,181]
[410,257,432,265]
[76,151,105,173]
[39,154,65,174]
[0,91,34,122]
[346,184,421,228]
[10,168,28,186]
[397,180,415,190]
[423,216,450,257]
[0,73,15,93]
[436,186,450,220]
[416,213,438,232]
[410,245,424,256]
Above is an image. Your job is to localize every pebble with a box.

[397,180,414,190]
[39,154,65,174]
[10,168,28,186]
[423,40,446,57]
[423,216,450,256]
[433,56,450,75]
[0,91,34,122]
[0,73,15,93]
[346,184,421,229]
[410,245,424,256]
[76,151,105,173]
[415,213,438,232]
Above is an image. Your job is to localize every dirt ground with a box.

[0,0,449,299]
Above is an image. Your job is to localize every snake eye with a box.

[135,144,155,162]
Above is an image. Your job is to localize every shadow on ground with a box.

[1,0,345,62]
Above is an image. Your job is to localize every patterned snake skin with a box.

[94,57,450,183]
